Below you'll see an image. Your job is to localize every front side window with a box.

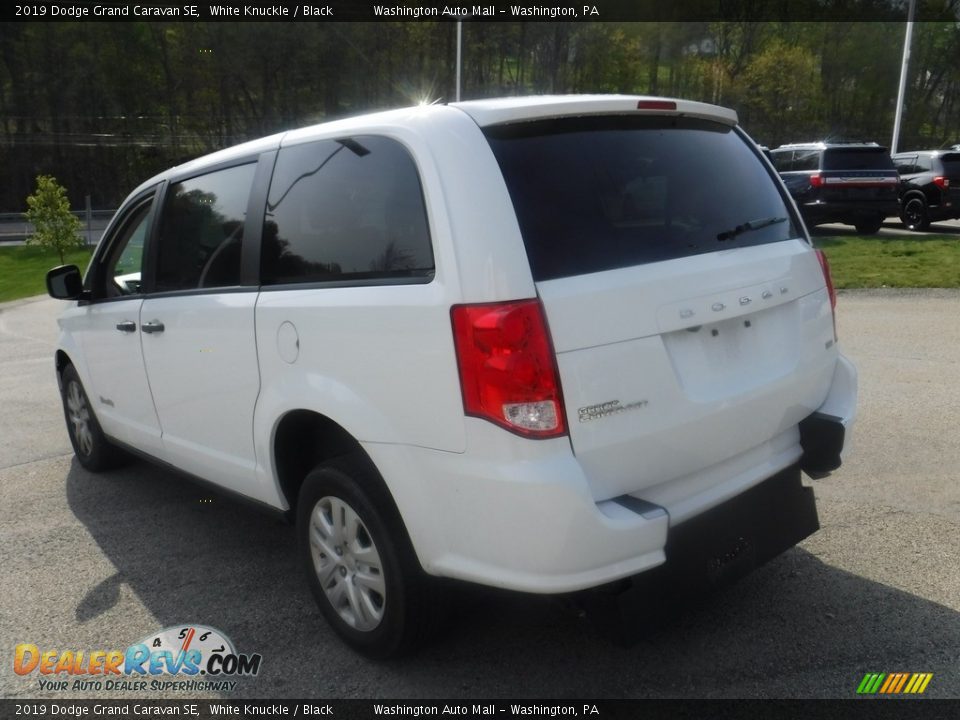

[262,136,434,285]
[485,116,800,281]
[93,198,153,299]
[154,163,256,292]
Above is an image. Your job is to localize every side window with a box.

[915,155,932,172]
[770,151,793,173]
[95,199,153,299]
[893,155,920,175]
[792,150,820,172]
[262,135,434,285]
[893,156,913,173]
[154,163,257,292]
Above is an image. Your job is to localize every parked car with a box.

[769,142,900,233]
[892,150,960,230]
[46,95,857,658]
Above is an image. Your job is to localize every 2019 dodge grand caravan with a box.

[47,96,857,658]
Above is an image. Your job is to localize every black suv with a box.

[769,142,900,234]
[891,150,960,231]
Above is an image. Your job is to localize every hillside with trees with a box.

[1,18,959,210]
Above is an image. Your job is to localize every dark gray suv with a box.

[770,142,900,234]
[892,150,960,231]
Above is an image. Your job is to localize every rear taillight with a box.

[451,299,567,438]
[933,176,949,190]
[809,174,824,188]
[815,249,838,341]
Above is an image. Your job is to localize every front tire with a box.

[296,455,446,658]
[60,364,126,471]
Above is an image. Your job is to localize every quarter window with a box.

[154,163,256,292]
[792,150,820,172]
[893,156,917,174]
[770,151,793,173]
[261,136,434,285]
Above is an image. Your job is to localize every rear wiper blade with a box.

[716,216,787,242]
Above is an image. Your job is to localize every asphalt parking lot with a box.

[1,291,958,700]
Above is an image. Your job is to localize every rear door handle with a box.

[116,321,137,333]
[141,320,165,334]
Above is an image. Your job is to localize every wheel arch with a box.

[55,349,73,390]
[272,409,396,519]
[901,188,928,204]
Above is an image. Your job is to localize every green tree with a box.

[736,39,823,145]
[25,175,82,264]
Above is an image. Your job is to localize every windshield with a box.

[484,116,800,281]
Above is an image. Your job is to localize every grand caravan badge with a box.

[578,399,649,423]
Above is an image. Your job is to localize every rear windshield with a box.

[484,116,799,282]
[940,154,960,176]
[822,148,894,171]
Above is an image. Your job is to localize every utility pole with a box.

[456,21,462,102]
[891,0,916,154]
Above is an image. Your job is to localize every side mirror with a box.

[46,265,84,300]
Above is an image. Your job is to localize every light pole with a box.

[456,20,462,102]
[890,0,917,154]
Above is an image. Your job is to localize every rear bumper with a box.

[801,200,900,224]
[582,462,818,634]
[805,353,857,469]
[926,203,960,222]
[365,353,857,596]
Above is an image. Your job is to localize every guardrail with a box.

[0,209,116,245]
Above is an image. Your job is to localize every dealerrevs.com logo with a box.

[14,625,262,693]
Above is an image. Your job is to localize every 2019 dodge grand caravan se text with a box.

[770,142,900,234]
[47,96,857,658]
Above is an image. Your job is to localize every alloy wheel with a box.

[903,198,927,230]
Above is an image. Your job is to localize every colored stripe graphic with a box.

[905,673,933,694]
[857,673,883,694]
[857,672,932,695]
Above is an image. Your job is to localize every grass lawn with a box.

[1,235,958,304]
[0,245,95,303]
[815,235,960,289]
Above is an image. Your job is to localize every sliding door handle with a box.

[141,320,165,334]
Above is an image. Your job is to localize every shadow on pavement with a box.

[66,458,960,699]
[810,220,960,238]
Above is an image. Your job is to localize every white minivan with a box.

[47,95,857,657]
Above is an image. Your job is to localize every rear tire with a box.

[60,364,127,471]
[854,215,884,234]
[900,196,930,231]
[296,454,447,658]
